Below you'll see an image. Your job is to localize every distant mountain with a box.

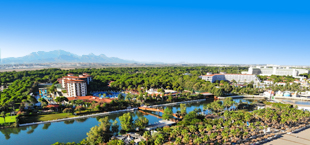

[1,50,136,64]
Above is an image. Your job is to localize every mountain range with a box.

[1,50,137,64]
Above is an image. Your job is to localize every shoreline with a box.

[218,95,310,101]
[275,99,310,111]
[18,98,208,127]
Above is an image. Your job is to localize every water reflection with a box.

[0,98,253,145]
[64,120,75,125]
[76,118,88,123]
[26,125,38,134]
[42,123,51,130]
[282,100,310,105]
[0,126,29,140]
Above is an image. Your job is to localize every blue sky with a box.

[1,0,310,65]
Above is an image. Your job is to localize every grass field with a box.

[20,113,75,124]
[0,116,17,124]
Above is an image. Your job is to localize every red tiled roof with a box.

[46,104,59,108]
[64,76,79,78]
[67,80,85,82]
[201,92,213,95]
[108,81,115,87]
[67,96,114,103]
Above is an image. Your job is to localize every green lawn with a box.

[20,113,75,124]
[0,116,17,124]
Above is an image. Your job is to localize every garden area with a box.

[19,113,75,124]
[0,116,17,124]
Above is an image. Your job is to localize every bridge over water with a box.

[138,107,182,118]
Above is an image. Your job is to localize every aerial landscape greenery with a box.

[0,66,310,145]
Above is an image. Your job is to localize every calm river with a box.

[0,99,252,145]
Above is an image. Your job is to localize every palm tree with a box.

[182,134,190,144]
[143,131,151,141]
[175,137,182,145]
[203,135,209,143]
[222,132,229,143]
[224,111,230,121]
[206,124,213,133]
[193,136,203,145]
[209,133,217,143]
[188,125,197,133]
[198,125,204,133]
[181,129,188,136]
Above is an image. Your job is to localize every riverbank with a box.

[217,95,267,99]
[19,108,137,127]
[148,99,206,107]
[18,98,208,127]
[218,95,310,101]
[275,99,310,111]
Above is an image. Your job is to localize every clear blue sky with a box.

[1,0,310,65]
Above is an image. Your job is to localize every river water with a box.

[282,99,310,105]
[0,99,253,145]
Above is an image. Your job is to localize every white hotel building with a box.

[58,73,92,97]
[201,72,261,84]
[242,66,309,77]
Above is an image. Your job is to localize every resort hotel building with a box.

[201,72,261,84]
[57,73,92,97]
[242,66,309,77]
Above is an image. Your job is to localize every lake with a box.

[0,98,253,145]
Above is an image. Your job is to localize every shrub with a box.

[63,108,73,114]
[75,106,85,113]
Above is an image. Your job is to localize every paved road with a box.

[264,129,310,145]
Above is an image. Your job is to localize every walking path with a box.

[19,108,137,127]
[19,98,206,127]
[148,99,206,107]
[218,95,310,101]
[264,128,310,145]
[275,99,310,111]
[138,107,182,118]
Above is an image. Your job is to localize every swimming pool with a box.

[92,91,127,98]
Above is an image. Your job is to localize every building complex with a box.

[58,73,92,97]
[242,66,309,77]
[201,72,261,84]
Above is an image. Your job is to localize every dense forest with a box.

[0,66,247,106]
[1,66,309,109]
